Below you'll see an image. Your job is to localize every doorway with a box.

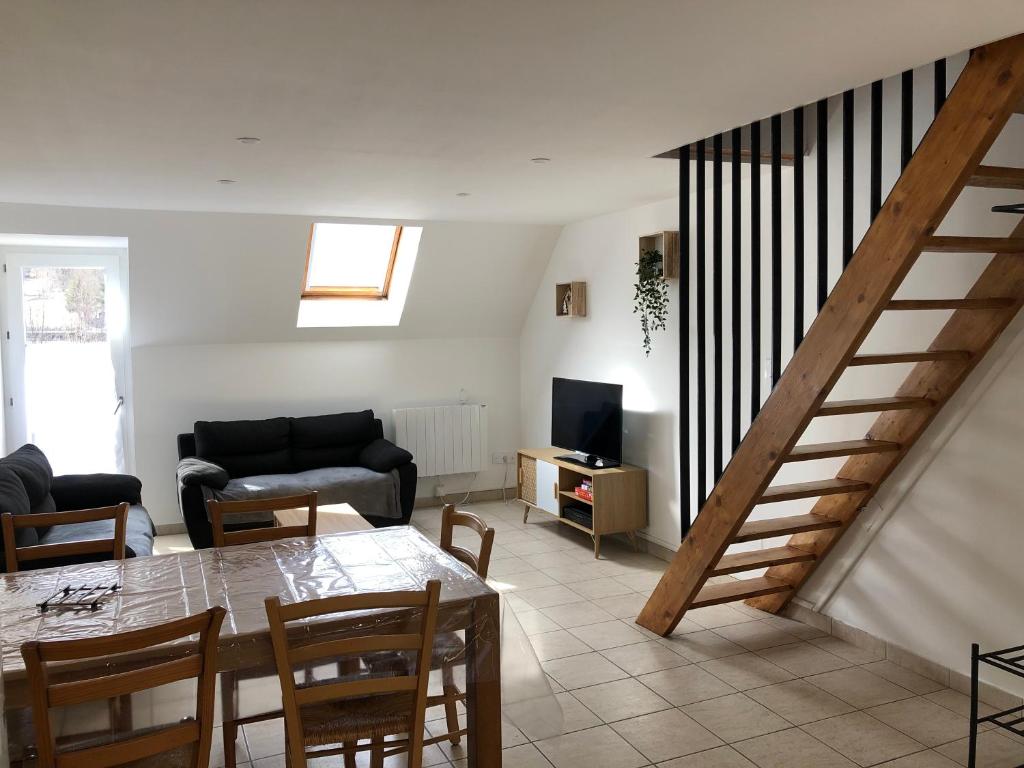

[2,245,131,474]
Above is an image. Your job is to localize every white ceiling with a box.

[3,1,1024,224]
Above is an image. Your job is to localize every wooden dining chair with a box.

[206,491,317,768]
[265,581,441,768]
[206,491,318,548]
[21,606,225,768]
[2,502,129,573]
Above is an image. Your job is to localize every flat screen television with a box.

[551,377,623,468]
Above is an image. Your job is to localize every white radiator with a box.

[392,404,487,478]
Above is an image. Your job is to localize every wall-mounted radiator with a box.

[392,404,487,478]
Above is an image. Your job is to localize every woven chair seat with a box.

[300,692,415,746]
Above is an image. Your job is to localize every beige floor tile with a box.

[698,652,795,691]
[567,577,637,600]
[573,677,672,723]
[540,601,617,629]
[600,640,689,676]
[925,688,997,719]
[535,725,648,768]
[810,636,886,665]
[874,751,962,767]
[243,718,285,760]
[934,729,1024,767]
[733,727,857,767]
[658,629,746,663]
[683,692,792,743]
[713,620,803,651]
[614,571,665,593]
[487,556,538,577]
[530,629,593,661]
[657,745,758,767]
[588,592,649,620]
[612,707,722,762]
[806,667,915,708]
[638,664,737,707]
[869,696,971,747]
[212,725,252,767]
[542,652,628,690]
[514,609,562,636]
[803,711,923,766]
[760,614,829,640]
[517,585,586,609]
[861,662,946,695]
[498,742,556,767]
[512,692,602,741]
[568,619,648,651]
[687,604,759,629]
[493,569,560,591]
[746,679,855,725]
[756,641,853,677]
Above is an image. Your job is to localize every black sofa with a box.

[176,410,416,549]
[0,444,155,571]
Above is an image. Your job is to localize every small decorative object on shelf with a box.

[968,642,1024,767]
[555,281,587,317]
[634,248,670,356]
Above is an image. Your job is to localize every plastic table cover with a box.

[0,526,563,765]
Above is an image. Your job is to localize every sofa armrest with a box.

[358,439,414,474]
[51,474,142,512]
[176,457,229,490]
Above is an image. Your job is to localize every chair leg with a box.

[343,741,357,768]
[221,670,238,768]
[223,721,238,768]
[442,661,461,745]
[370,736,385,768]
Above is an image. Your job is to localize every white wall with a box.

[0,202,559,526]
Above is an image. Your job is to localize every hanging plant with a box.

[633,248,670,356]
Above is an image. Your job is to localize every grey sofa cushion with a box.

[0,444,52,507]
[37,504,155,559]
[0,465,37,550]
[194,417,291,478]
[207,465,402,524]
[177,457,230,490]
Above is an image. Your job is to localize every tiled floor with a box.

[154,501,1024,767]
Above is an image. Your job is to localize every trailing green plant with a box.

[633,248,669,356]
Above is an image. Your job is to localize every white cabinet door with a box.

[536,460,560,516]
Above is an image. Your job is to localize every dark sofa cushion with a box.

[195,417,291,478]
[0,465,37,550]
[359,438,414,473]
[36,504,155,563]
[1,444,52,507]
[51,474,143,511]
[291,410,378,472]
[177,457,230,490]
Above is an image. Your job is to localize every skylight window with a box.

[301,223,403,300]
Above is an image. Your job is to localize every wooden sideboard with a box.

[516,448,647,558]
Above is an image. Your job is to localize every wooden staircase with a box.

[638,35,1024,636]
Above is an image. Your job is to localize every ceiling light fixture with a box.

[216,179,237,184]
[236,137,261,144]
[530,157,551,164]
[455,192,471,197]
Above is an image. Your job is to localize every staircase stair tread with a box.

[759,478,871,503]
[968,165,1024,189]
[818,396,932,416]
[785,439,900,461]
[691,577,793,608]
[849,350,972,365]
[922,236,1024,253]
[733,514,843,542]
[886,298,1015,310]
[712,546,817,575]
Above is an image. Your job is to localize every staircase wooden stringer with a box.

[747,234,1024,613]
[636,34,1024,637]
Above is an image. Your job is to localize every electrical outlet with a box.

[492,451,514,465]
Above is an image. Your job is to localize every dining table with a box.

[0,526,502,766]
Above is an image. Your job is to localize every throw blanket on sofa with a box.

[203,466,403,524]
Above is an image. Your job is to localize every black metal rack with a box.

[969,642,1024,767]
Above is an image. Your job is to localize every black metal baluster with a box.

[842,89,854,267]
[771,113,782,385]
[816,98,828,310]
[793,105,805,350]
[901,69,913,170]
[870,80,883,221]
[712,134,724,482]
[679,146,691,535]
[731,127,742,453]
[935,58,947,116]
[750,121,762,423]
[696,140,707,510]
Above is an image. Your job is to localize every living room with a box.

[4,3,1024,768]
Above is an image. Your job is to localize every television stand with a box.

[554,453,622,470]
[516,448,647,558]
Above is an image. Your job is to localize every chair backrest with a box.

[207,491,317,548]
[2,502,129,573]
[440,504,495,579]
[265,581,441,768]
[21,606,226,768]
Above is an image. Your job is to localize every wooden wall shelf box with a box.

[555,281,587,317]
[639,231,680,279]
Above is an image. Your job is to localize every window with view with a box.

[301,222,403,300]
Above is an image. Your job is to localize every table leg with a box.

[466,593,501,766]
[523,504,530,523]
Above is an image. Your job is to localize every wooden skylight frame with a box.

[300,224,404,300]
